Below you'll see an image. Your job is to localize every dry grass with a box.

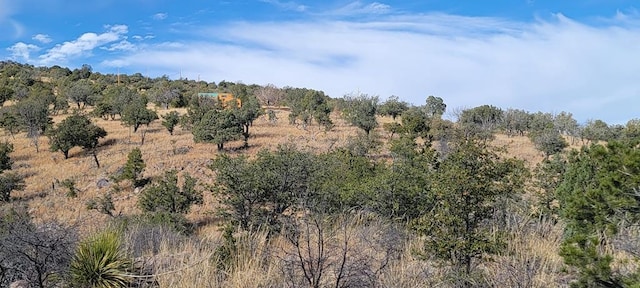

[3,105,579,286]
[11,108,546,230]
[151,213,440,287]
[484,216,569,287]
[7,105,370,230]
[144,212,571,287]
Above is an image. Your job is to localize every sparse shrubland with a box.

[0,61,639,287]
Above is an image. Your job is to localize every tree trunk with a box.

[92,150,100,168]
[140,130,147,146]
[32,136,39,153]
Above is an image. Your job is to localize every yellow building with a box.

[197,92,242,108]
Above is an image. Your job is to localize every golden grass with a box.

[7,105,371,229]
[3,105,582,286]
[144,212,572,287]
[7,105,552,230]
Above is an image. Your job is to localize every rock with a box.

[113,167,124,179]
[10,280,29,288]
[174,146,191,155]
[96,178,110,189]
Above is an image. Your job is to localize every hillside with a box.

[1,61,638,287]
[8,104,556,223]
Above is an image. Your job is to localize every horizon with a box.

[1,0,640,124]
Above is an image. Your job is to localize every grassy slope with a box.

[9,106,370,232]
[5,105,581,286]
[9,105,564,230]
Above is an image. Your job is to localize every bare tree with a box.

[0,205,77,288]
[255,84,284,106]
[280,212,404,288]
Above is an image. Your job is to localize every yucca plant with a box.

[70,229,132,287]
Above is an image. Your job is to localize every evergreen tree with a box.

[285,88,333,130]
[341,93,378,135]
[161,111,180,135]
[414,140,527,285]
[121,99,158,133]
[424,95,446,117]
[378,95,409,120]
[557,141,640,286]
[0,173,25,202]
[138,169,202,214]
[529,128,568,159]
[0,86,14,106]
[0,141,13,172]
[120,148,145,186]
[193,109,242,151]
[47,113,107,159]
[233,94,262,148]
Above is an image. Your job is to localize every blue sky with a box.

[1,0,639,124]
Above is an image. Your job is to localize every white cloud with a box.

[102,40,136,51]
[7,42,40,60]
[105,13,640,124]
[39,24,128,64]
[107,24,128,34]
[330,1,392,16]
[260,0,307,12]
[132,34,156,41]
[32,33,52,43]
[153,13,168,20]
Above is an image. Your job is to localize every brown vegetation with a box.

[2,103,579,286]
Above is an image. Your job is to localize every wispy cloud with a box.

[153,13,168,20]
[329,1,392,16]
[0,0,15,21]
[0,1,24,39]
[102,40,136,52]
[39,24,128,64]
[132,35,155,41]
[32,33,52,43]
[102,13,640,123]
[260,0,307,12]
[7,42,40,60]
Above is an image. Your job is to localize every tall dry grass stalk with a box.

[484,213,568,287]
[141,212,572,287]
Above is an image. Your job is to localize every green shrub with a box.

[0,172,25,202]
[70,229,132,288]
[138,212,195,235]
[120,147,145,186]
[61,178,77,198]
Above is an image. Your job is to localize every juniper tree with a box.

[193,109,242,151]
[161,111,180,135]
[138,169,202,214]
[121,99,158,133]
[378,95,408,120]
[47,113,107,159]
[557,141,640,287]
[341,93,378,135]
[414,139,527,286]
[120,148,145,186]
